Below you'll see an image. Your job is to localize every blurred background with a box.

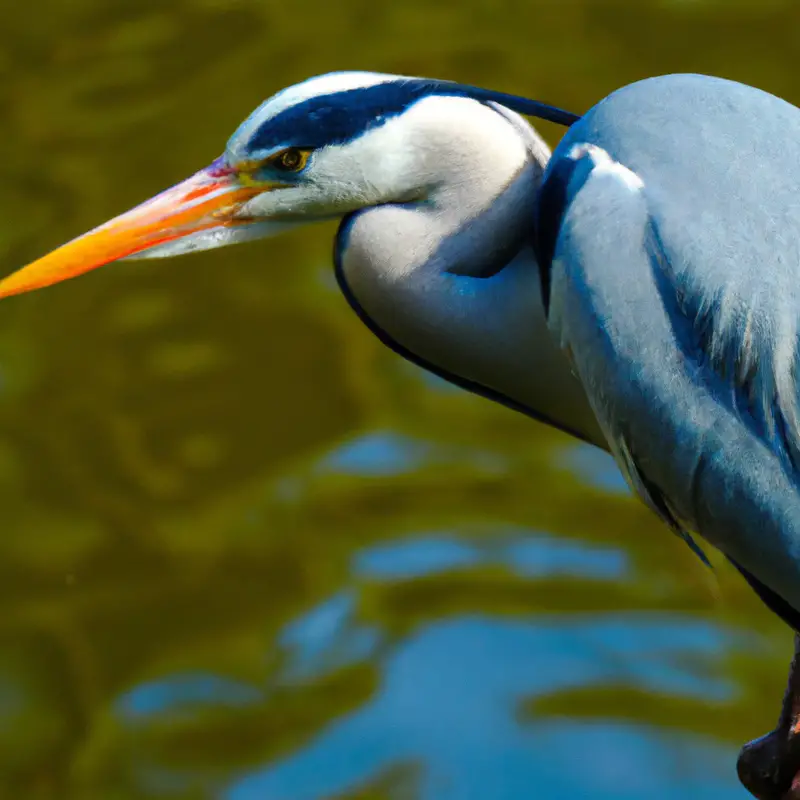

[0,0,796,797]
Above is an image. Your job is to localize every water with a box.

[0,1,796,797]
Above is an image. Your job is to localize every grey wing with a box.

[537,137,800,616]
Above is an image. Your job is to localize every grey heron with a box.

[0,71,796,797]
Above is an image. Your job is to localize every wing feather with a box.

[653,217,800,470]
[538,140,800,616]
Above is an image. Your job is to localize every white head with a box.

[0,72,600,444]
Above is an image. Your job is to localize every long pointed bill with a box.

[0,159,266,300]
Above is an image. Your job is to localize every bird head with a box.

[0,72,577,299]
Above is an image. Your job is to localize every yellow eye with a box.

[269,148,311,172]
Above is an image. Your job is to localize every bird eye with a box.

[270,148,310,172]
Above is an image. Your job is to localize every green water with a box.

[0,1,796,797]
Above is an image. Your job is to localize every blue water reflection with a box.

[355,534,627,581]
[240,528,743,798]
[228,616,746,799]
[319,432,430,476]
[119,675,262,720]
[503,537,628,580]
[564,444,631,495]
[280,592,381,682]
[355,537,482,579]
[318,431,508,479]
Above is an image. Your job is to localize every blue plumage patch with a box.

[243,80,458,154]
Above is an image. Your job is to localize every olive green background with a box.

[0,1,796,798]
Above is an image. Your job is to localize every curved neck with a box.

[335,99,604,447]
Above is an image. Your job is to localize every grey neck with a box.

[335,100,604,447]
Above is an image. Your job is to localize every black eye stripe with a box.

[245,82,438,154]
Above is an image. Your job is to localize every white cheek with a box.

[311,139,412,204]
[257,95,533,213]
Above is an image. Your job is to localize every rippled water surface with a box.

[0,1,798,797]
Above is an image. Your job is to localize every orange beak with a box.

[0,158,265,300]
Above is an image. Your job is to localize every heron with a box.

[0,70,797,797]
